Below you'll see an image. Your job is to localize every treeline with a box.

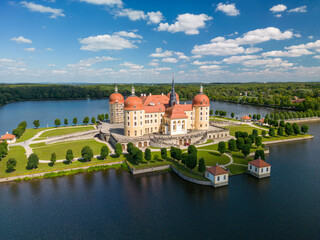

[0,82,319,111]
[12,121,27,139]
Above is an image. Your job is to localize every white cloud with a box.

[21,1,65,18]
[216,3,240,16]
[45,48,54,51]
[147,11,164,24]
[157,13,212,35]
[308,36,314,40]
[79,0,122,7]
[294,33,302,38]
[149,48,173,57]
[192,27,293,56]
[116,8,146,21]
[199,65,222,70]
[192,60,220,65]
[114,31,142,39]
[286,40,320,50]
[242,58,293,68]
[68,56,117,68]
[222,55,260,64]
[52,70,68,74]
[120,62,143,69]
[24,47,35,52]
[79,34,138,51]
[288,6,307,13]
[262,48,313,57]
[244,47,262,54]
[270,4,287,13]
[11,36,32,44]
[148,59,159,66]
[313,56,320,59]
[162,57,178,63]
[155,67,171,71]
[275,14,282,18]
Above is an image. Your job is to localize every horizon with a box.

[0,0,320,83]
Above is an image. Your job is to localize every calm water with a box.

[0,99,282,134]
[0,100,319,240]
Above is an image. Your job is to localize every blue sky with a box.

[0,0,319,83]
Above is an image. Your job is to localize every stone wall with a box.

[263,135,314,145]
[170,165,211,186]
[46,130,99,144]
[126,163,170,175]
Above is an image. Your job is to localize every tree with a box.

[236,137,245,150]
[301,125,309,134]
[115,143,122,157]
[176,148,182,161]
[187,145,197,155]
[50,153,56,166]
[153,155,159,161]
[252,129,258,137]
[170,147,177,159]
[285,123,294,136]
[6,158,17,172]
[255,136,262,148]
[64,118,68,126]
[105,113,109,121]
[66,149,74,164]
[100,146,109,160]
[198,158,206,172]
[277,127,284,136]
[253,114,257,120]
[127,142,134,155]
[257,114,261,120]
[186,153,197,170]
[73,117,78,125]
[181,153,188,165]
[210,110,213,116]
[91,117,96,124]
[228,139,236,151]
[54,119,61,127]
[83,116,89,125]
[136,150,143,163]
[231,112,235,118]
[81,146,93,162]
[145,148,151,161]
[241,144,250,158]
[33,120,40,129]
[269,128,275,137]
[27,153,39,169]
[161,148,167,160]
[215,110,219,116]
[244,137,252,147]
[254,150,265,160]
[218,142,226,155]
[280,120,285,128]
[262,130,267,137]
[292,123,300,135]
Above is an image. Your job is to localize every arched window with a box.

[182,120,185,130]
[173,121,176,131]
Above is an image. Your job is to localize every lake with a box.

[0,100,319,240]
[0,99,283,134]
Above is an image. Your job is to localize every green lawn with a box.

[210,116,242,122]
[226,125,263,136]
[0,146,122,178]
[197,150,230,166]
[16,127,54,142]
[262,134,312,142]
[227,164,248,175]
[39,126,95,138]
[32,139,107,160]
[168,159,209,181]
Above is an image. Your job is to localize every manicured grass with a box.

[262,134,312,142]
[39,126,95,138]
[168,159,209,181]
[198,143,219,151]
[231,151,253,165]
[126,158,170,170]
[210,116,242,122]
[32,139,107,160]
[197,150,230,166]
[0,146,123,178]
[226,125,263,136]
[227,164,248,175]
[16,127,54,142]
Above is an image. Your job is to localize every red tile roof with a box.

[141,94,170,106]
[0,133,15,140]
[249,158,271,168]
[192,94,210,107]
[206,165,228,176]
[164,104,188,119]
[143,104,166,113]
[257,118,264,123]
[241,115,251,120]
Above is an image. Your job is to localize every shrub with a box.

[198,158,206,172]
[27,153,39,169]
[81,146,93,162]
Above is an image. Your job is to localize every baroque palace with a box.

[99,79,229,149]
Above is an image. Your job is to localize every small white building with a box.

[248,158,271,178]
[205,165,229,187]
[0,132,16,144]
[241,115,252,122]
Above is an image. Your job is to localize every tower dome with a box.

[124,85,143,110]
[192,85,210,107]
[109,85,124,104]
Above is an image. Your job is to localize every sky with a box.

[0,0,320,84]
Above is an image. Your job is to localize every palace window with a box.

[173,121,176,131]
[151,127,153,132]
[135,130,137,136]
[127,122,130,126]
[250,165,252,170]
[255,167,257,172]
[140,121,142,126]
[217,176,220,181]
[134,111,137,114]
[155,119,157,123]
[134,122,137,126]
[200,124,202,127]
[200,112,203,115]
[128,130,130,136]
[134,117,137,120]
[140,130,142,135]
[200,117,202,121]
[266,168,269,172]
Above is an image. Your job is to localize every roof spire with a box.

[200,84,203,94]
[131,85,135,96]
[171,72,175,92]
[169,73,177,107]
[115,85,118,93]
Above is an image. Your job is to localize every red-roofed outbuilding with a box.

[248,158,271,178]
[205,165,229,187]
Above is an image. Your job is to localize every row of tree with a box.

[12,121,27,139]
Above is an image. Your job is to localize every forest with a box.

[0,82,319,111]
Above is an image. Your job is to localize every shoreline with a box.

[0,161,124,183]
[263,135,314,145]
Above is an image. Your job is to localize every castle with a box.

[109,78,210,137]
